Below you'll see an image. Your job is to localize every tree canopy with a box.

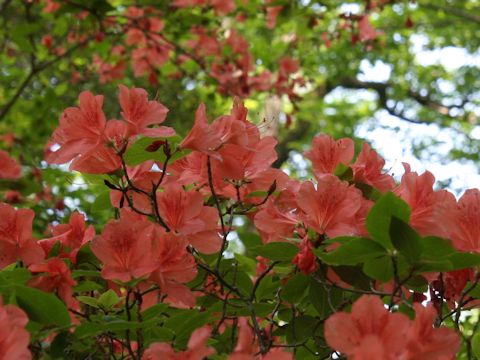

[2,0,479,169]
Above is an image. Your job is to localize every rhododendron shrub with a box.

[1,86,480,359]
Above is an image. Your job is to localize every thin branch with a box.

[0,36,94,121]
[420,2,480,24]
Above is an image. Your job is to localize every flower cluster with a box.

[1,86,479,358]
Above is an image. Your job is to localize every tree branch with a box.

[420,2,480,24]
[0,37,93,121]
[337,77,469,124]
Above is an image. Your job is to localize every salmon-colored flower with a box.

[28,257,78,309]
[90,211,160,282]
[450,189,480,252]
[297,175,363,238]
[292,237,317,275]
[0,299,31,359]
[39,212,95,263]
[47,91,106,162]
[94,56,126,84]
[67,143,122,174]
[180,103,222,157]
[43,0,60,13]
[156,184,221,254]
[406,304,460,359]
[324,295,410,359]
[231,167,292,205]
[325,295,460,359]
[131,45,171,79]
[169,151,208,187]
[3,190,22,204]
[0,203,44,268]
[254,197,298,243]
[210,0,236,15]
[148,233,198,308]
[352,143,395,192]
[354,198,374,237]
[279,56,299,76]
[211,101,250,149]
[304,135,354,176]
[118,85,175,138]
[229,318,292,359]
[143,325,215,360]
[46,91,121,174]
[0,150,22,179]
[0,132,15,148]
[186,26,221,57]
[41,35,54,48]
[266,2,283,29]
[182,206,222,254]
[175,99,281,198]
[358,15,379,42]
[394,166,457,239]
[109,160,160,213]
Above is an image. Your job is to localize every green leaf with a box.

[239,231,263,249]
[77,296,99,308]
[14,285,71,327]
[255,276,279,301]
[317,237,387,266]
[91,190,111,214]
[72,270,102,278]
[419,236,456,261]
[98,290,121,310]
[389,217,422,263]
[253,242,299,262]
[75,318,158,338]
[332,266,371,289]
[449,253,480,269]
[235,253,257,275]
[416,237,480,272]
[124,136,189,166]
[142,303,169,321]
[282,273,309,304]
[233,271,254,295]
[253,303,275,317]
[362,256,394,282]
[74,280,103,292]
[466,283,480,299]
[404,275,428,293]
[416,260,454,273]
[366,192,411,250]
[49,332,70,358]
[308,279,328,317]
[81,173,109,185]
[473,332,480,359]
[147,327,175,343]
[164,309,216,348]
[354,182,382,201]
[285,315,317,345]
[0,267,31,285]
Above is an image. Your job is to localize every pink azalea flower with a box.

[0,299,31,359]
[304,134,354,176]
[143,325,215,360]
[450,189,480,252]
[352,143,395,192]
[0,203,44,268]
[0,150,22,179]
[325,295,410,359]
[118,85,175,138]
[297,175,363,238]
